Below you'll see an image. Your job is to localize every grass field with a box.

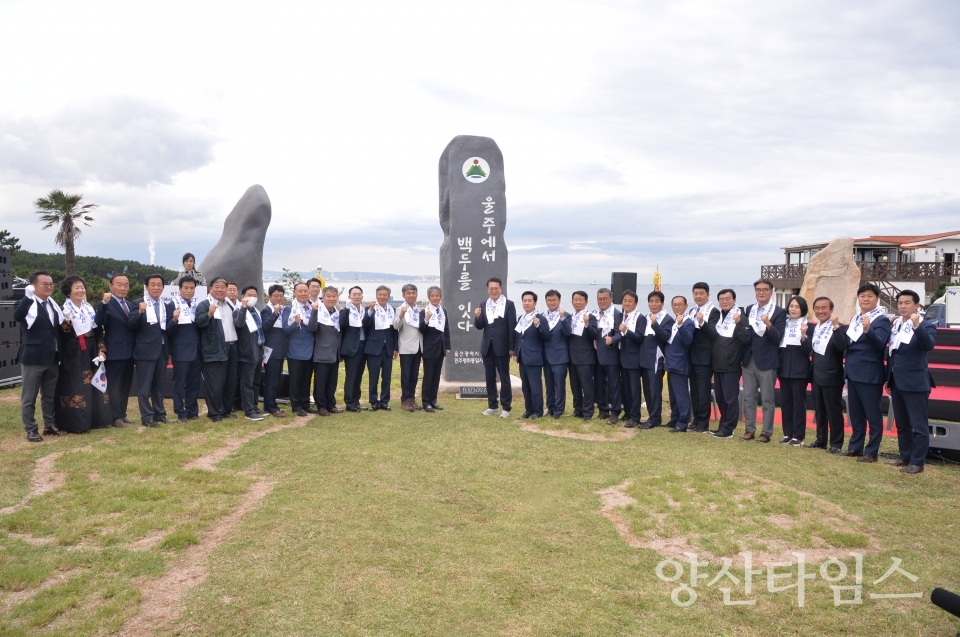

[1,361,959,636]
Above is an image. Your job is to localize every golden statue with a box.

[315,265,327,289]
[653,264,662,292]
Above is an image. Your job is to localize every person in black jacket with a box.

[168,277,203,423]
[339,286,367,413]
[14,271,64,442]
[687,282,721,432]
[127,273,174,426]
[567,291,598,420]
[807,297,845,453]
[617,291,646,428]
[777,296,812,446]
[261,285,288,417]
[418,286,451,412]
[741,279,787,443]
[593,288,623,425]
[639,291,674,429]
[473,278,518,418]
[95,274,137,427]
[234,285,266,421]
[703,288,751,438]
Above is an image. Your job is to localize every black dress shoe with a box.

[552,414,561,420]
[305,407,319,414]
[640,422,658,430]
[668,428,687,433]
[521,412,532,419]
[294,410,308,417]
[827,447,842,454]
[347,406,362,413]
[123,417,134,424]
[423,405,434,413]
[900,464,924,474]
[856,455,878,463]
[571,412,583,418]
[607,414,619,425]
[380,404,391,411]
[27,431,43,442]
[330,407,344,414]
[886,458,909,467]
[598,410,610,420]
[624,420,639,428]
[370,403,380,411]
[178,417,188,423]
[431,402,443,410]
[43,425,63,436]
[143,421,158,428]
[156,417,168,424]
[842,450,863,457]
[211,416,223,422]
[807,441,827,449]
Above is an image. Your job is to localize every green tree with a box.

[33,190,98,276]
[281,268,303,295]
[0,230,21,253]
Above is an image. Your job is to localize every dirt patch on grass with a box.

[117,479,276,637]
[520,421,637,442]
[597,472,881,565]
[0,568,83,615]
[183,414,312,471]
[0,445,93,515]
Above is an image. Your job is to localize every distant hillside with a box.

[263,270,440,282]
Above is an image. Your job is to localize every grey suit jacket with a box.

[308,308,342,364]
[394,306,424,355]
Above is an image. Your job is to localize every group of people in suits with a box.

[15,267,938,474]
[473,277,937,474]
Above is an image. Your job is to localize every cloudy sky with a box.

[1,0,958,285]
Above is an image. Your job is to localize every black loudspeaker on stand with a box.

[610,272,638,300]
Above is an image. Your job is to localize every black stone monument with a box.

[438,136,508,382]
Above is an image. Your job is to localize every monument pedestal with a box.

[438,375,523,399]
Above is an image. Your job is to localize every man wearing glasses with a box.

[14,272,65,442]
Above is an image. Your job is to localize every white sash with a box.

[780,317,807,347]
[848,306,885,343]
[317,305,340,331]
[811,322,834,356]
[571,310,587,336]
[486,296,506,322]
[716,308,740,338]
[177,298,196,324]
[427,304,446,331]
[668,315,684,344]
[403,302,420,327]
[622,310,640,333]
[515,311,537,334]
[244,309,259,333]
[749,300,776,336]
[644,310,665,336]
[889,316,914,351]
[348,303,364,327]
[63,299,97,335]
[207,294,224,321]
[687,302,714,330]
[593,308,615,336]
[271,305,283,328]
[145,296,167,330]
[544,309,562,330]
[25,295,64,329]
[288,301,313,326]
[374,303,395,330]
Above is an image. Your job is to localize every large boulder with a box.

[199,185,271,306]
[799,237,860,322]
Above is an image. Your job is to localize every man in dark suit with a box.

[838,283,892,462]
[704,288,751,438]
[283,282,316,417]
[14,271,64,441]
[515,291,545,419]
[339,286,367,412]
[567,291,598,420]
[234,285,266,421]
[196,277,237,422]
[308,286,344,416]
[168,277,202,423]
[363,285,399,411]
[127,273,174,426]
[617,290,646,428]
[473,277,517,418]
[95,273,137,428]
[418,286,451,412]
[538,289,572,419]
[741,278,787,443]
[807,297,846,454]
[639,291,674,429]
[261,285,288,418]
[665,296,696,433]
[886,289,937,474]
[687,282,721,433]
[593,287,623,425]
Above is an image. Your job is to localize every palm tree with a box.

[34,190,98,275]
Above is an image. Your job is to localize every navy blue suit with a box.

[618,313,646,424]
[538,313,571,417]
[593,308,623,417]
[639,313,673,427]
[516,318,544,417]
[261,305,289,414]
[888,319,937,466]
[127,297,174,424]
[96,296,137,421]
[809,322,846,449]
[168,301,201,419]
[839,312,892,457]
[474,299,518,411]
[567,313,598,418]
[362,307,399,407]
[283,303,316,413]
[689,307,721,430]
[664,318,695,430]
[339,307,367,410]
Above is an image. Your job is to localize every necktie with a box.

[153,301,161,324]
[120,298,129,315]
